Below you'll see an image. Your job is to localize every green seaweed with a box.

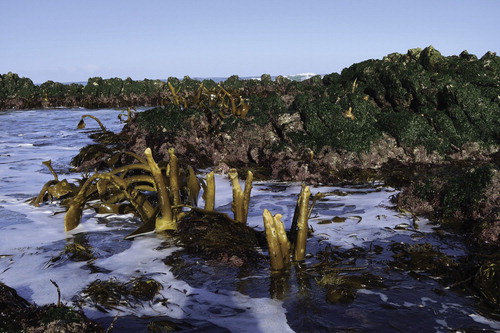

[136,104,201,134]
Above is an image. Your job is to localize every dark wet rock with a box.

[174,210,264,266]
[474,259,500,307]
[394,164,500,308]
[0,282,104,333]
[394,164,499,240]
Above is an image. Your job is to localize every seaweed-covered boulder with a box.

[174,210,263,266]
[394,164,500,246]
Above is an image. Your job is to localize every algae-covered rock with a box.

[48,46,497,187]
[136,104,202,135]
[394,164,500,270]
[419,45,447,71]
[0,72,39,109]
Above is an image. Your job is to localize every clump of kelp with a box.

[0,281,105,333]
[30,131,323,273]
[73,277,164,312]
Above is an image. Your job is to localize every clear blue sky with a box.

[1,0,499,83]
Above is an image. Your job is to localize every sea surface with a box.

[0,108,499,332]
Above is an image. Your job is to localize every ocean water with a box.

[0,108,499,332]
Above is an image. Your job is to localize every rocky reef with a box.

[105,47,497,179]
[58,47,499,249]
[68,46,500,309]
[2,46,500,312]
[0,74,170,109]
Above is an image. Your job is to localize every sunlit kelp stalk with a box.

[263,210,291,271]
[167,82,181,106]
[64,172,152,232]
[187,166,200,206]
[292,185,311,262]
[202,171,216,211]
[77,115,108,133]
[228,169,253,223]
[144,148,175,231]
[168,148,181,207]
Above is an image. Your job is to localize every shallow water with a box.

[0,108,499,332]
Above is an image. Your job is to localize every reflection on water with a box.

[0,108,499,332]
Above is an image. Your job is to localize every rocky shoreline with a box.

[72,46,500,309]
[1,46,499,323]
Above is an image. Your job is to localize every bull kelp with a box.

[29,114,321,273]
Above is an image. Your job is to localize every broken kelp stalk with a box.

[228,169,253,223]
[263,210,291,271]
[77,115,108,133]
[42,160,59,181]
[263,185,315,270]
